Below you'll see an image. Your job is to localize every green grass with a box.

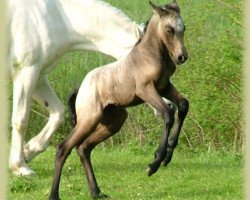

[8,146,243,200]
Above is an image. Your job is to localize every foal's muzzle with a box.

[178,54,188,64]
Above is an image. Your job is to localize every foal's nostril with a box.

[178,55,187,63]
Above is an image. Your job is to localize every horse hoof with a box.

[24,144,39,163]
[49,194,61,200]
[162,154,173,167]
[161,160,167,167]
[93,193,109,199]
[146,167,153,177]
[146,166,156,177]
[12,166,36,177]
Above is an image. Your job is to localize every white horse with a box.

[8,0,143,176]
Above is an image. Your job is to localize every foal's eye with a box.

[166,26,175,34]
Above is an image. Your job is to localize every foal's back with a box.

[75,58,138,111]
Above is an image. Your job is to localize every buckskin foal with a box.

[50,1,189,199]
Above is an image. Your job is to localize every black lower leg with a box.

[49,144,72,200]
[162,100,189,166]
[147,110,174,176]
[147,130,171,176]
[77,146,109,199]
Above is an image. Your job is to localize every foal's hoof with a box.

[161,154,173,167]
[146,167,154,177]
[161,160,169,167]
[92,193,109,199]
[146,165,157,177]
[161,157,171,167]
[49,195,61,200]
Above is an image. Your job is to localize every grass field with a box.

[8,146,243,200]
[7,0,244,199]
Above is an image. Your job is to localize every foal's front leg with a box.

[136,82,175,176]
[161,82,189,166]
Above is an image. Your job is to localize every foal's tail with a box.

[67,89,78,127]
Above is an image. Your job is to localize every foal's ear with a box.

[163,1,180,14]
[149,1,171,17]
[169,1,180,13]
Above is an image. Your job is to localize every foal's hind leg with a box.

[24,76,64,162]
[9,66,40,176]
[161,82,189,166]
[50,111,102,200]
[76,106,127,199]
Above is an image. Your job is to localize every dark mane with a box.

[133,20,149,47]
[143,20,150,33]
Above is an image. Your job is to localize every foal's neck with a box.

[135,15,174,67]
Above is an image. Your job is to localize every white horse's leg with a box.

[9,66,40,176]
[24,76,64,163]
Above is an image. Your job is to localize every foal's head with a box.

[150,1,188,65]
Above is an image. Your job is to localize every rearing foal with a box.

[50,1,189,199]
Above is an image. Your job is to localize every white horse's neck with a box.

[59,0,142,59]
